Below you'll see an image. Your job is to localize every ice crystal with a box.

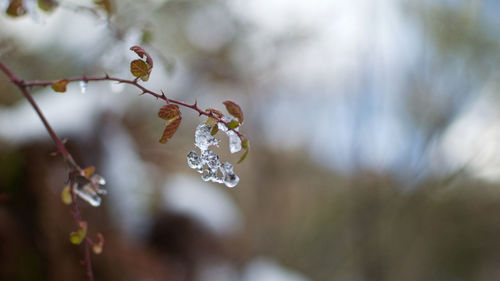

[74,174,107,207]
[187,121,241,188]
[217,117,242,153]
[195,123,220,150]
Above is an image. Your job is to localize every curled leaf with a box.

[159,118,182,144]
[61,185,72,205]
[51,79,69,93]
[130,59,150,81]
[6,0,26,17]
[238,139,249,164]
[237,148,249,164]
[223,101,244,123]
[92,233,105,254]
[130,45,153,68]
[158,104,180,120]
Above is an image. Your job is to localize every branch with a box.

[23,76,245,139]
[0,60,93,280]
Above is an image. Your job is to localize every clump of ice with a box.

[187,120,240,188]
[74,174,107,207]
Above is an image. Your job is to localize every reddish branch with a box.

[0,59,244,281]
[0,61,94,281]
[22,75,245,139]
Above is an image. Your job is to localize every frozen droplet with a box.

[90,174,106,186]
[80,81,87,94]
[75,183,102,207]
[187,151,202,169]
[223,173,239,188]
[217,122,228,133]
[228,131,242,153]
[201,149,220,170]
[195,123,219,150]
[188,121,240,188]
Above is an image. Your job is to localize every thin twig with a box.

[23,75,245,139]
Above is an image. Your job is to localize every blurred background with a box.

[1,0,500,280]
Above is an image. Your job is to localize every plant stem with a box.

[0,60,92,279]
[23,75,244,139]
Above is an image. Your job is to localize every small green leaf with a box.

[206,117,218,127]
[227,120,239,130]
[241,138,249,150]
[130,59,150,81]
[237,148,249,164]
[6,0,26,17]
[158,104,180,120]
[51,79,69,93]
[38,0,57,12]
[69,222,87,245]
[159,118,182,144]
[210,125,219,136]
[61,185,72,205]
[223,100,244,123]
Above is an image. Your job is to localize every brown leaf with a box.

[6,0,26,17]
[223,100,244,123]
[82,166,95,178]
[130,59,150,81]
[158,104,180,120]
[130,45,153,69]
[206,108,224,118]
[159,118,182,144]
[51,79,69,93]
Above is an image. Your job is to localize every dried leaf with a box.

[92,233,104,254]
[223,100,244,123]
[130,59,150,81]
[206,108,224,118]
[51,79,69,93]
[82,166,95,179]
[158,104,180,120]
[61,185,72,205]
[159,118,182,144]
[6,0,26,17]
[130,45,153,69]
